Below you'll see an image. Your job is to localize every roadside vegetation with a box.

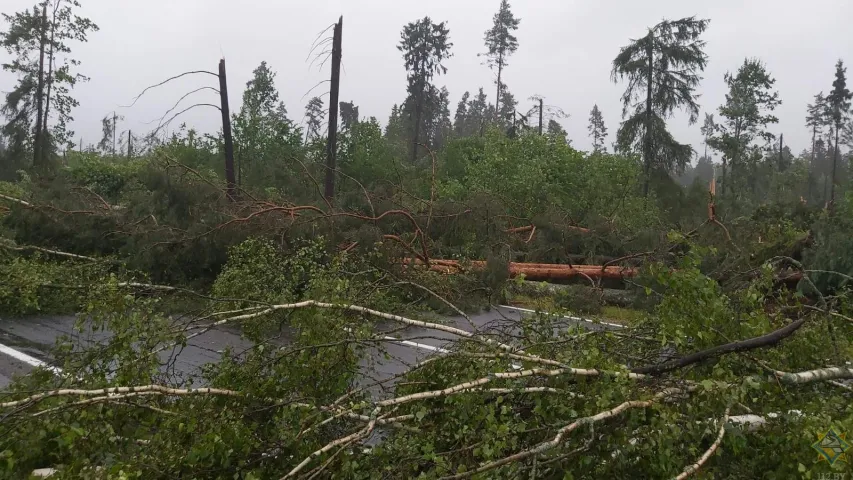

[0,1,851,478]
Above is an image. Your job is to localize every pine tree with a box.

[482,0,520,123]
[611,17,709,195]
[398,17,452,162]
[588,104,608,153]
[304,96,326,142]
[707,58,781,196]
[827,60,852,207]
[0,0,98,169]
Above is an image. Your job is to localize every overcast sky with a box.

[2,0,852,158]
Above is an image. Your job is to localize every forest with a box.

[0,1,851,478]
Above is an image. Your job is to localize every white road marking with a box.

[381,336,450,354]
[497,305,625,329]
[0,342,62,374]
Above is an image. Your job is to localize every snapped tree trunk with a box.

[112,112,117,155]
[127,130,132,158]
[218,59,237,201]
[33,3,48,169]
[538,98,544,135]
[324,16,343,201]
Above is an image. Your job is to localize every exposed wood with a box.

[414,259,637,281]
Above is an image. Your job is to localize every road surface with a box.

[0,306,618,390]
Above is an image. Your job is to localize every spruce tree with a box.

[588,104,608,153]
[611,17,709,195]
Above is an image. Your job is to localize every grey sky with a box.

[2,0,852,158]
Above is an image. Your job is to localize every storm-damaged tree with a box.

[304,96,326,143]
[96,112,122,155]
[0,0,98,170]
[482,0,520,123]
[611,17,709,196]
[826,60,852,207]
[588,104,608,153]
[707,58,781,197]
[398,17,452,163]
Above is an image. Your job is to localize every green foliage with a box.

[212,237,325,306]
[0,252,105,315]
[612,16,709,185]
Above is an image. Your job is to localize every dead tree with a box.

[218,59,237,201]
[324,16,343,202]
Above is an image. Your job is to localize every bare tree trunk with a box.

[808,126,816,202]
[218,59,237,201]
[538,98,543,135]
[112,112,117,155]
[127,130,132,159]
[33,3,48,169]
[324,16,343,202]
[778,134,783,171]
[830,124,840,211]
[411,79,424,164]
[495,52,503,124]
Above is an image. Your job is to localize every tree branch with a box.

[632,317,808,375]
[673,406,731,480]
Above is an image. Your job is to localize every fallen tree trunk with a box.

[414,259,638,281]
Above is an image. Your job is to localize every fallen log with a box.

[412,259,637,282]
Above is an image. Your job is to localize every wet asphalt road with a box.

[0,306,616,390]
